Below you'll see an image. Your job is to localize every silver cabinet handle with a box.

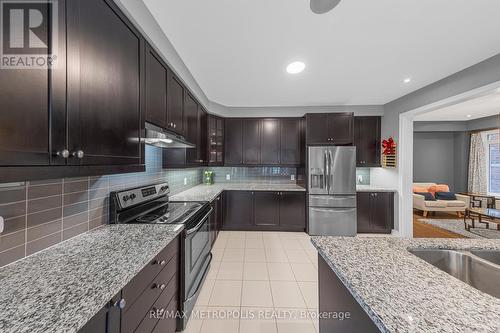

[113,298,126,309]
[72,150,84,159]
[57,149,70,158]
[0,216,4,234]
[153,283,166,290]
[173,123,177,128]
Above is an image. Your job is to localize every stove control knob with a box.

[123,195,130,202]
[161,186,168,192]
[130,193,136,200]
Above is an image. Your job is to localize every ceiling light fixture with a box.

[286,61,306,74]
[310,0,341,14]
[403,78,411,84]
[466,115,472,118]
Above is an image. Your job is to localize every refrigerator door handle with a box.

[324,150,328,191]
[328,150,334,192]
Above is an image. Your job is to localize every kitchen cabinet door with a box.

[356,192,372,233]
[0,0,66,167]
[306,114,330,145]
[167,73,184,135]
[254,192,280,226]
[223,191,253,229]
[184,92,198,165]
[225,119,243,165]
[145,47,167,128]
[242,119,261,164]
[279,192,306,230]
[370,192,394,233]
[208,115,224,165]
[327,113,354,145]
[280,118,301,165]
[66,0,143,166]
[261,119,280,165]
[355,117,381,167]
[197,106,208,164]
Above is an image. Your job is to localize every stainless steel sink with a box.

[409,249,500,298]
[470,250,500,266]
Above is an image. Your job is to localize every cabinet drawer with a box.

[122,237,178,309]
[134,273,179,333]
[122,251,178,332]
[153,296,178,333]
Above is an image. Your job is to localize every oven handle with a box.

[186,207,213,235]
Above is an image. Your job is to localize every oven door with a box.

[182,206,213,325]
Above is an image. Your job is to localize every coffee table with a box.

[464,208,500,231]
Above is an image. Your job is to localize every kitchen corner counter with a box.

[356,185,398,192]
[170,183,306,202]
[311,236,500,333]
[0,224,184,333]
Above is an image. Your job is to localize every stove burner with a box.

[136,214,161,223]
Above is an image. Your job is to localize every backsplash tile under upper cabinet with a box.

[0,146,202,267]
[205,166,297,184]
[356,168,371,185]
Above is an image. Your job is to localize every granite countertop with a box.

[311,236,500,333]
[0,224,184,333]
[170,183,306,202]
[356,185,398,192]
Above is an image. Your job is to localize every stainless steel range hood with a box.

[144,122,195,149]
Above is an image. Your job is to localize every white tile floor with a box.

[182,231,319,333]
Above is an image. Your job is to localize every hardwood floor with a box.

[413,211,466,238]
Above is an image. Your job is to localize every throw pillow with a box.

[415,192,436,201]
[435,192,457,200]
[436,184,450,192]
[413,186,429,193]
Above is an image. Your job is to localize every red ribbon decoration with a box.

[382,137,396,155]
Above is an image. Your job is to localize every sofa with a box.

[413,182,470,217]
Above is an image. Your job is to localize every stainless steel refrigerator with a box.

[308,146,357,236]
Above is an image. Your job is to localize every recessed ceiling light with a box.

[466,115,472,118]
[403,78,411,83]
[286,61,305,74]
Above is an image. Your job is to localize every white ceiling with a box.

[414,90,500,121]
[143,0,500,107]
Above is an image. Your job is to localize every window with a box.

[482,130,500,196]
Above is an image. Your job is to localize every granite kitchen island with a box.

[311,236,500,333]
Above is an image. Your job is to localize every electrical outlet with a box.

[226,174,231,181]
[357,175,363,183]
[0,216,4,234]
[183,178,187,185]
[290,174,295,181]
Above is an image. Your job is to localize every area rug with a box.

[417,218,500,239]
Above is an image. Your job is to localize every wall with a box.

[0,146,202,267]
[413,132,470,192]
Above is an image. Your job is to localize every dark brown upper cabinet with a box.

[184,92,199,165]
[280,118,302,165]
[261,119,280,165]
[242,119,261,164]
[207,115,224,166]
[224,119,243,165]
[167,73,184,135]
[145,46,168,128]
[197,106,208,165]
[354,116,381,167]
[306,113,354,145]
[357,191,394,234]
[66,0,143,166]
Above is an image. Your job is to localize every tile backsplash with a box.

[356,168,371,185]
[0,146,202,267]
[205,167,297,184]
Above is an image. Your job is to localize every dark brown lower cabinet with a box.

[78,292,121,333]
[279,192,306,230]
[357,192,394,234]
[120,236,179,333]
[223,191,306,231]
[319,255,381,333]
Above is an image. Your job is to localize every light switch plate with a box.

[183,178,187,185]
[226,174,231,180]
[0,216,4,234]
